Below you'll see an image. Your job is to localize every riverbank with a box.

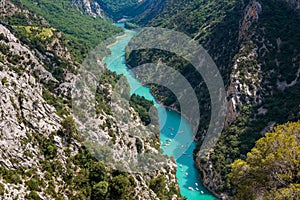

[151,85,220,199]
[106,32,127,48]
[196,159,222,199]
[103,24,216,200]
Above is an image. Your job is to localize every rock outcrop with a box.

[72,0,104,18]
[0,1,181,199]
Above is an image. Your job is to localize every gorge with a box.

[0,0,299,199]
[103,23,216,199]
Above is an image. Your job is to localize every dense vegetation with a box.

[127,0,243,143]
[127,0,300,196]
[124,22,140,30]
[127,0,243,129]
[96,0,151,21]
[129,94,158,126]
[205,0,300,194]
[230,121,300,200]
[9,0,122,61]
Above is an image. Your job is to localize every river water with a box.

[103,25,216,200]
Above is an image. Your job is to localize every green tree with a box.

[230,121,300,200]
[89,161,107,183]
[91,181,109,200]
[25,191,41,200]
[26,178,41,191]
[149,175,168,199]
[129,94,158,126]
[0,183,4,195]
[110,175,131,199]
[60,116,77,141]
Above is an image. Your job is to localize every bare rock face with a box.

[0,0,20,18]
[0,1,181,198]
[239,0,262,41]
[72,0,104,18]
[0,24,62,199]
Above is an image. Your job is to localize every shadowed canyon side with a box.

[127,0,300,199]
[73,0,165,22]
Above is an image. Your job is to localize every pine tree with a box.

[229,121,300,200]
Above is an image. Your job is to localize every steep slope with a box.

[14,0,122,62]
[72,0,104,18]
[127,0,300,198]
[95,0,150,20]
[0,1,183,199]
[200,1,300,198]
[74,0,166,23]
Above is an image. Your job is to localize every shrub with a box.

[0,183,5,196]
[89,161,107,183]
[109,175,131,199]
[91,181,109,200]
[1,77,8,85]
[25,191,41,200]
[25,178,41,191]
[149,175,167,198]
[60,116,77,141]
[135,137,143,154]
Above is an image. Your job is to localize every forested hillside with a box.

[230,120,300,199]
[91,0,158,21]
[95,0,143,19]
[9,0,122,61]
[127,0,300,198]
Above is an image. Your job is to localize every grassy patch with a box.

[18,0,122,62]
[13,26,56,40]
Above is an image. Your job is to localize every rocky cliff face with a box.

[72,0,104,18]
[198,0,300,198]
[227,0,263,123]
[0,21,70,199]
[0,23,60,168]
[0,1,182,199]
[225,0,300,128]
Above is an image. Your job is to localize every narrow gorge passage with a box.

[103,23,216,200]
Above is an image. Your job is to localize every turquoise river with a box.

[103,24,216,200]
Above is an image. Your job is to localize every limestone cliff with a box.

[196,0,300,199]
[0,1,182,199]
[72,0,104,18]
